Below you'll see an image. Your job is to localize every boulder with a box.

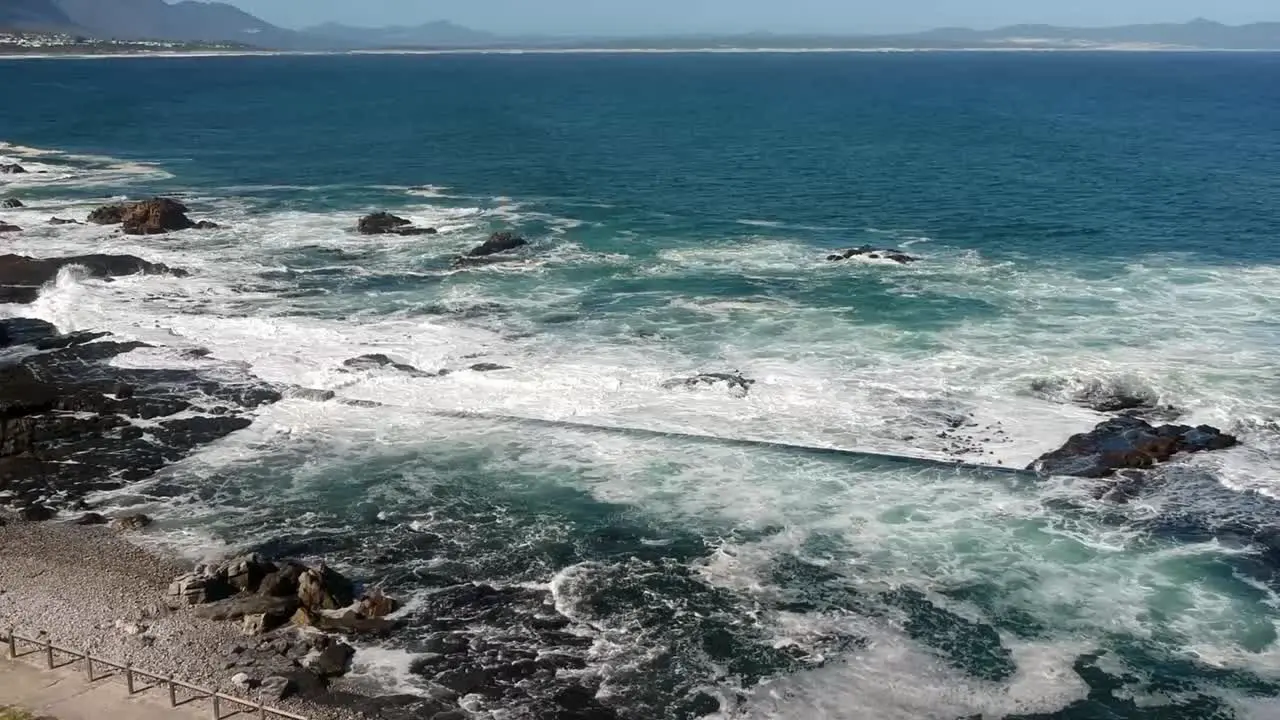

[303,641,354,677]
[75,512,109,526]
[356,212,433,236]
[342,354,430,376]
[18,504,55,522]
[2,198,22,208]
[0,163,25,174]
[0,222,20,233]
[166,571,234,606]
[48,217,79,225]
[291,607,397,636]
[1030,417,1239,478]
[827,246,918,264]
[110,513,152,531]
[297,564,355,611]
[242,612,289,636]
[194,220,220,230]
[121,198,195,235]
[468,362,510,373]
[259,675,294,701]
[231,672,256,690]
[220,553,276,593]
[193,595,298,622]
[357,588,398,618]
[467,231,527,258]
[258,569,300,598]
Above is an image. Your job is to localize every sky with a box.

[226,0,1280,35]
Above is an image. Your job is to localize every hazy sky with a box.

[227,0,1280,35]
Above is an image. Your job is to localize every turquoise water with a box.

[4,52,1280,718]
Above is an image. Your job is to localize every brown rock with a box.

[357,212,411,235]
[110,513,152,531]
[193,594,298,622]
[121,198,195,235]
[88,204,127,225]
[357,588,398,618]
[296,564,355,611]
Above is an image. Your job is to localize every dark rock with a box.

[166,571,235,606]
[0,223,20,233]
[193,595,299,622]
[827,245,918,264]
[75,512,108,526]
[291,607,398,636]
[0,164,25,174]
[342,354,429,376]
[357,589,398,618]
[48,217,79,225]
[194,220,220,230]
[357,212,433,236]
[114,383,135,399]
[467,231,528,258]
[2,198,22,208]
[87,204,127,225]
[468,363,510,372]
[18,505,54,522]
[305,641,354,677]
[258,571,299,598]
[1030,417,1239,478]
[121,198,196,235]
[662,371,755,396]
[259,675,294,701]
[110,513,152,531]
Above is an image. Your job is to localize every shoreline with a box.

[3,46,1280,61]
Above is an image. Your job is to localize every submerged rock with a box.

[662,371,756,396]
[88,204,126,225]
[467,231,527,258]
[0,222,20,233]
[342,353,433,377]
[0,163,26,174]
[827,245,918,264]
[48,217,80,225]
[1030,417,1239,478]
[357,211,435,236]
[2,198,23,208]
[0,253,188,305]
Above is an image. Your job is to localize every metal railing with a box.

[2,627,308,720]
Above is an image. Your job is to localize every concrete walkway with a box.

[0,656,209,720]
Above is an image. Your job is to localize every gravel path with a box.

[0,515,364,720]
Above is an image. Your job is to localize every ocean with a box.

[3,51,1280,719]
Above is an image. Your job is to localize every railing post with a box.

[125,663,134,694]
[6,627,14,658]
[168,675,177,707]
[84,646,93,681]
[211,693,220,720]
[259,702,266,719]
[44,636,53,669]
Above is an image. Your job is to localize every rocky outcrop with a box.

[0,222,20,233]
[0,253,188,305]
[357,212,436,236]
[48,217,80,225]
[662,371,756,396]
[86,198,217,235]
[0,318,279,512]
[827,246,918,264]
[342,353,432,376]
[2,198,23,208]
[1029,417,1239,478]
[0,163,25,174]
[466,231,527,258]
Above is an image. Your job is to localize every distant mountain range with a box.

[2,2,1279,52]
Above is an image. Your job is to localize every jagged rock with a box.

[194,220,220,230]
[231,672,256,690]
[110,513,152,531]
[357,589,398,618]
[2,198,22,208]
[166,571,234,606]
[18,505,54,521]
[258,568,301,598]
[1030,417,1239,478]
[0,164,25,174]
[466,231,527,258]
[193,595,298,622]
[827,245,918,264]
[297,564,355,611]
[75,512,108,525]
[0,222,20,233]
[303,641,354,678]
[121,198,195,235]
[87,204,126,225]
[48,217,79,225]
[242,612,289,636]
[662,371,755,396]
[220,553,276,593]
[259,675,294,701]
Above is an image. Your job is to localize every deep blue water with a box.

[4,52,1280,720]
